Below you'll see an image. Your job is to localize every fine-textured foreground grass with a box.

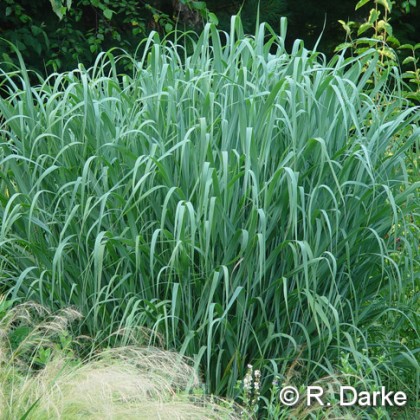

[0,299,241,419]
[0,16,419,416]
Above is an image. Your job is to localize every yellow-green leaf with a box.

[379,47,396,60]
[49,0,63,19]
[377,20,393,36]
[387,36,400,47]
[402,56,416,65]
[358,22,373,36]
[368,8,380,24]
[356,0,371,10]
[334,42,353,52]
[103,9,113,20]
[338,20,351,35]
[376,0,392,12]
[208,13,219,25]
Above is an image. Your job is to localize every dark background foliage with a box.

[1,0,419,73]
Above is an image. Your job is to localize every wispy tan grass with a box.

[0,301,243,419]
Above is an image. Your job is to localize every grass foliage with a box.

[0,298,240,419]
[0,16,419,414]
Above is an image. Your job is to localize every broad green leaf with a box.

[399,44,414,50]
[402,56,416,65]
[368,8,380,24]
[334,42,353,52]
[103,9,113,20]
[192,1,206,10]
[356,0,371,10]
[338,20,352,35]
[208,12,219,25]
[376,0,392,12]
[379,47,396,59]
[49,0,64,19]
[377,20,393,36]
[386,36,400,47]
[358,22,373,36]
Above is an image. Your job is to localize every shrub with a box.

[0,0,203,73]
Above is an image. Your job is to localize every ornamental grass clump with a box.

[0,15,418,409]
[0,299,240,419]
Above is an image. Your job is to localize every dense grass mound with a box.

[0,299,240,419]
[0,16,419,413]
